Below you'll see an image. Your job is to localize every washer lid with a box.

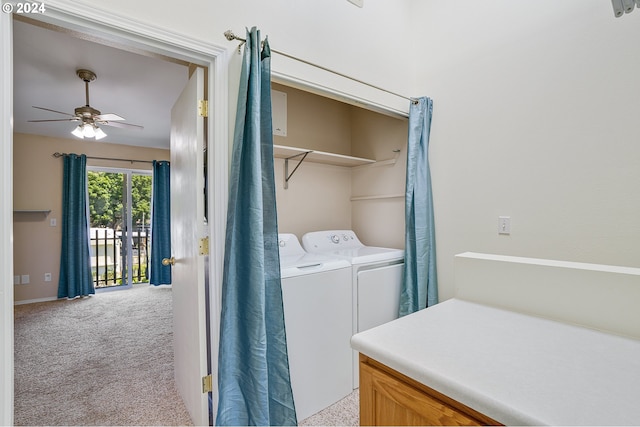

[278,233,350,278]
[302,230,404,264]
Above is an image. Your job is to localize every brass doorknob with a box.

[162,257,176,266]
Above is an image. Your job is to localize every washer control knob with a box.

[330,234,340,244]
[279,239,285,247]
[342,234,349,241]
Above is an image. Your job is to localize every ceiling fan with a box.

[29,69,143,140]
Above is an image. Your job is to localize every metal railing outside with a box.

[90,226,150,288]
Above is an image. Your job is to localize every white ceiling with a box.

[12,18,189,150]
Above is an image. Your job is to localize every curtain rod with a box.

[224,30,418,105]
[52,152,157,164]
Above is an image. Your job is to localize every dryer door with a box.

[357,263,404,332]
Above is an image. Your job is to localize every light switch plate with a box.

[498,216,511,235]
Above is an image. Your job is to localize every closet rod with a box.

[52,152,156,164]
[224,30,418,105]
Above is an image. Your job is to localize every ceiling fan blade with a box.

[100,121,144,130]
[32,106,76,117]
[28,118,77,123]
[95,113,125,121]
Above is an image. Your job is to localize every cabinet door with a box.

[359,356,500,426]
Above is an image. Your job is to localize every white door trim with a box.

[0,11,15,427]
[1,2,229,423]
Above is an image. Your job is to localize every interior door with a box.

[170,66,208,426]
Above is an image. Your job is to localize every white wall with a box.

[72,0,415,116]
[412,1,640,301]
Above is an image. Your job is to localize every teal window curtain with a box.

[216,27,297,426]
[58,153,94,299]
[150,160,171,285]
[399,97,438,316]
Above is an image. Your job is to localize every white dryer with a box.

[278,233,352,421]
[301,230,405,389]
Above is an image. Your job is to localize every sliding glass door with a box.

[87,167,152,289]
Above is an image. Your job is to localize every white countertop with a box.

[350,298,640,426]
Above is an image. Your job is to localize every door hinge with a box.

[198,99,208,117]
[202,374,213,393]
[199,236,209,256]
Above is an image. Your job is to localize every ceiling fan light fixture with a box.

[71,123,107,140]
[71,125,84,139]
[94,127,107,140]
[82,124,96,138]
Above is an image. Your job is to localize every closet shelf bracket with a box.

[353,149,401,170]
[284,150,312,189]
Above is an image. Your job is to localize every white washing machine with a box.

[301,230,405,389]
[278,233,353,421]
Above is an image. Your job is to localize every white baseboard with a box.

[14,297,59,306]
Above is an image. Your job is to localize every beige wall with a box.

[275,159,353,238]
[351,108,408,249]
[272,84,407,244]
[273,83,353,238]
[13,133,169,303]
[273,83,352,156]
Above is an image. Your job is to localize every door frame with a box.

[87,166,153,291]
[0,2,229,424]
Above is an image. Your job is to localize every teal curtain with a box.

[58,153,94,299]
[150,160,171,285]
[216,27,297,426]
[399,97,438,316]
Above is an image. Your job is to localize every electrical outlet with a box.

[498,216,511,235]
[21,274,30,284]
[44,273,52,282]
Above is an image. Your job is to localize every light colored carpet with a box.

[14,284,193,426]
[299,389,359,426]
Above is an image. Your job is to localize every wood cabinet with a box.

[359,355,502,426]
